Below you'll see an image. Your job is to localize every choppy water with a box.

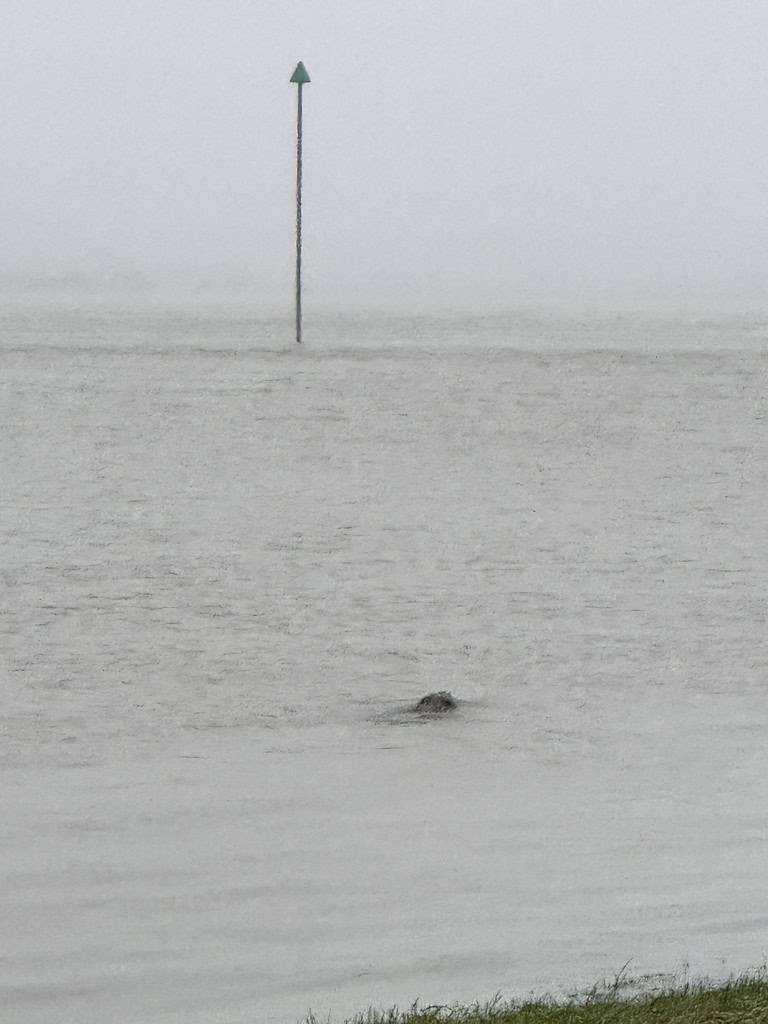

[2,306,767,1023]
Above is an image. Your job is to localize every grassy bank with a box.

[307,973,768,1024]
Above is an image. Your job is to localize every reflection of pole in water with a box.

[290,62,310,344]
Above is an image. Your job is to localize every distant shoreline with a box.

[2,300,767,353]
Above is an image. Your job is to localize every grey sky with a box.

[2,0,767,310]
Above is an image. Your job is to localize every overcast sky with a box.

[2,0,767,310]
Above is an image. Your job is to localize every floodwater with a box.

[1,305,767,1023]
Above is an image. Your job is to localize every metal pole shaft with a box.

[295,82,303,344]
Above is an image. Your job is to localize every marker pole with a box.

[290,62,311,344]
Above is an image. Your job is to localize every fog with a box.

[3,0,767,312]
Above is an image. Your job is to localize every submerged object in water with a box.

[414,691,458,713]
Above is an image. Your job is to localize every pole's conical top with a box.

[290,61,311,84]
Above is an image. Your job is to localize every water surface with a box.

[2,307,767,1023]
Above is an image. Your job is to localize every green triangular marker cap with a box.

[290,61,311,84]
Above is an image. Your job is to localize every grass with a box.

[305,969,768,1024]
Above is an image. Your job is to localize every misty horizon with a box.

[3,1,768,315]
